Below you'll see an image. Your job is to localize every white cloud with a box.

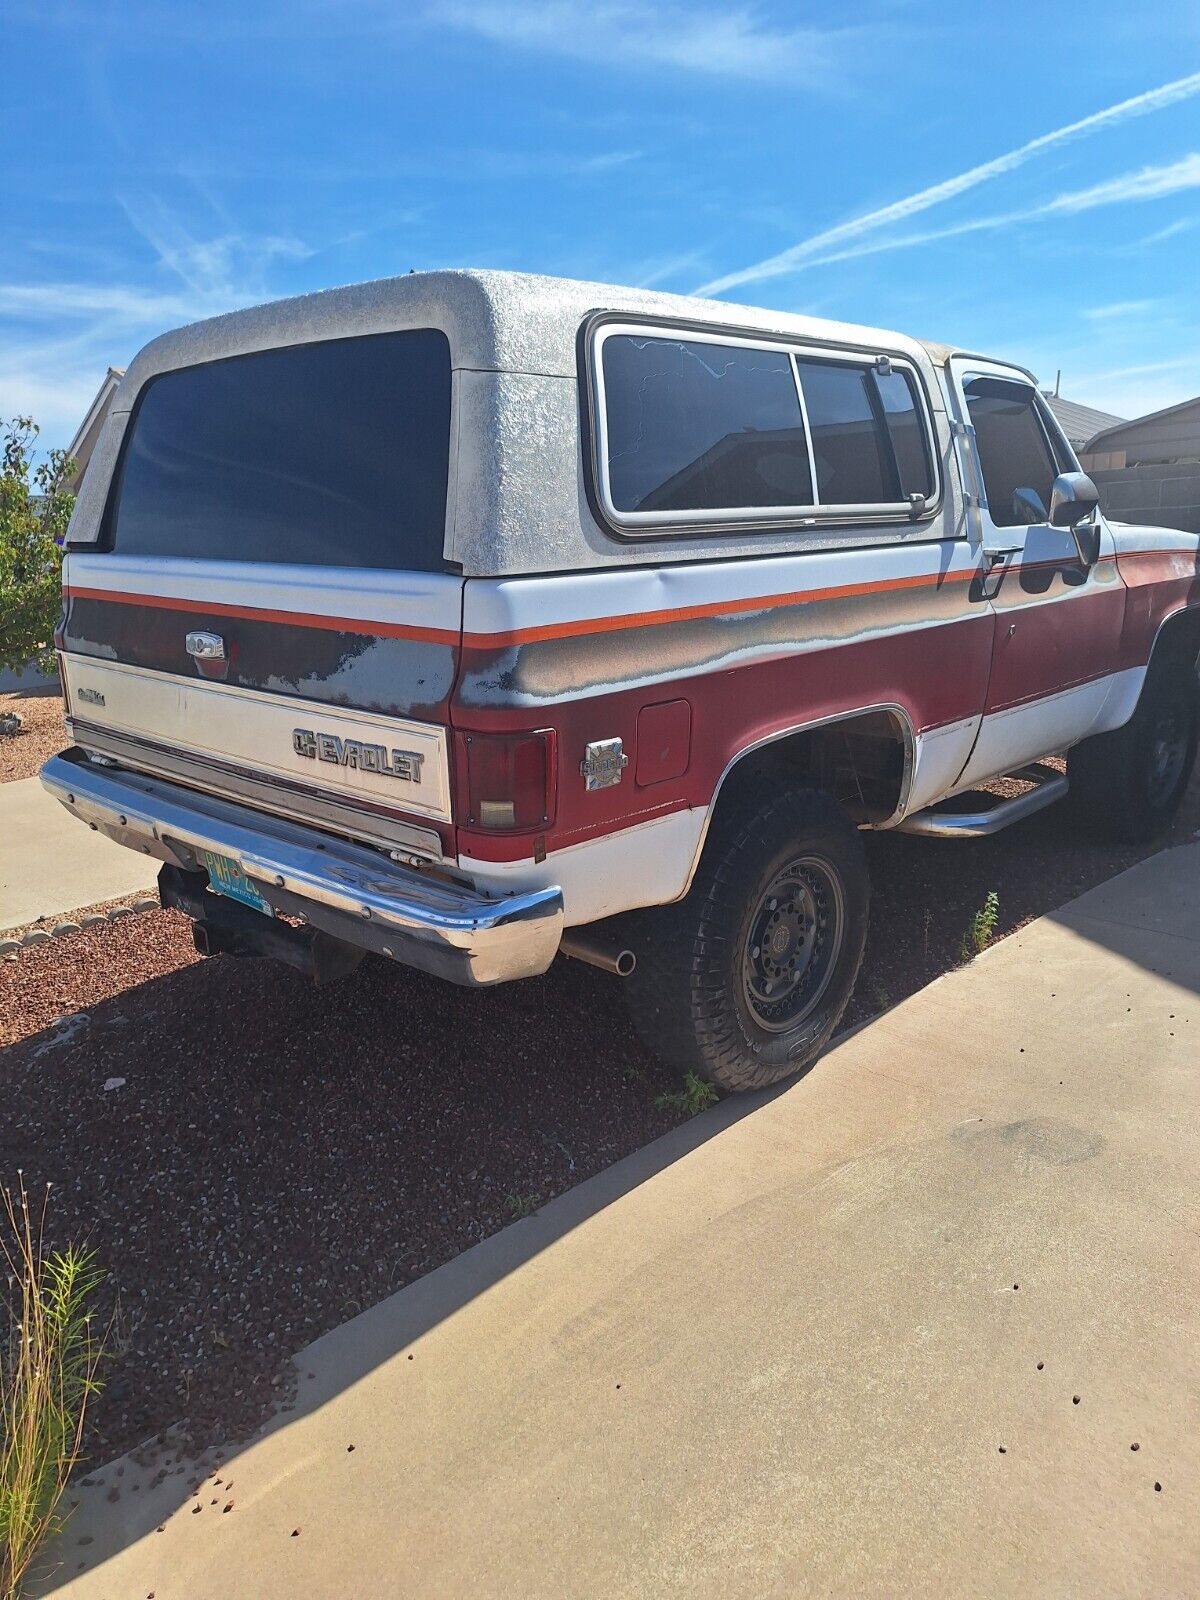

[0,282,216,324]
[0,355,108,448]
[436,0,852,84]
[1134,216,1197,247]
[695,69,1200,295]
[119,196,312,300]
[1081,299,1161,321]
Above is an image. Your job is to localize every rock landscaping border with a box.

[0,894,162,955]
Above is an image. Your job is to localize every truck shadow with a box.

[4,768,1197,1591]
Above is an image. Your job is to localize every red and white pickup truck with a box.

[42,270,1199,1090]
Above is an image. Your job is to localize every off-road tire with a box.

[623,787,869,1093]
[1066,647,1198,843]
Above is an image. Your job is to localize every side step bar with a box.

[896,763,1068,839]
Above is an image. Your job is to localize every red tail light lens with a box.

[464,730,555,831]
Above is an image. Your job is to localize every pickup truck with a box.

[42,270,1200,1091]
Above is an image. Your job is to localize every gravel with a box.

[0,691,67,783]
[0,762,1196,1468]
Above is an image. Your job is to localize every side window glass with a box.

[963,377,1058,527]
[795,360,896,505]
[601,334,812,514]
[875,369,933,499]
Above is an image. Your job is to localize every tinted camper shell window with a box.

[105,329,452,572]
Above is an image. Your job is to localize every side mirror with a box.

[1012,487,1047,525]
[1049,472,1101,567]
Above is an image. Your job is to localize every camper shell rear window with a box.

[590,321,938,536]
[104,329,452,571]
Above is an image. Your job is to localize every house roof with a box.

[1043,393,1124,448]
[1084,392,1200,455]
[66,367,125,489]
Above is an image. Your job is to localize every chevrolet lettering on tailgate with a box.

[292,728,426,782]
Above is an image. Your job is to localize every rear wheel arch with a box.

[681,706,914,899]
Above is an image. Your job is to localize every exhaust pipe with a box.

[558,931,636,977]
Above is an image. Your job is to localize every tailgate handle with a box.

[185,630,226,660]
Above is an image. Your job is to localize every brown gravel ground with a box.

[1,764,1197,1469]
[0,690,67,782]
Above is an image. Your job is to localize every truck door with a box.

[947,357,1124,788]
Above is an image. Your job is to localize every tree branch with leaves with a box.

[0,419,75,677]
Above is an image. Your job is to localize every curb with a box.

[0,896,161,957]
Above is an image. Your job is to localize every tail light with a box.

[463,729,556,831]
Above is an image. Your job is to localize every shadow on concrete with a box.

[18,778,1199,1591]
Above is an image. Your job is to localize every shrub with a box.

[1,1177,105,1599]
[0,420,75,677]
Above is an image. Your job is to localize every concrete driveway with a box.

[0,775,158,929]
[44,842,1200,1598]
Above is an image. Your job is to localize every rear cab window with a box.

[102,329,452,571]
[591,322,938,535]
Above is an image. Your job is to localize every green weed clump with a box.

[960,890,1000,962]
[655,1072,719,1117]
[1,1177,105,1600]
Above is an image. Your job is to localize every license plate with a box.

[203,850,273,917]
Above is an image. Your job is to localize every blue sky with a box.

[4,1,1200,451]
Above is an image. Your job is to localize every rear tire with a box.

[1067,648,1198,843]
[623,787,869,1093]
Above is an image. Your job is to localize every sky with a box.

[3,0,1200,453]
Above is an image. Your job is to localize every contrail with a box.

[694,71,1200,297]
[790,153,1200,273]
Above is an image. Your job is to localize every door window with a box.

[963,376,1057,528]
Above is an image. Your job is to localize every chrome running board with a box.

[896,763,1068,839]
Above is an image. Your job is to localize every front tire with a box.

[1067,648,1198,843]
[623,787,869,1093]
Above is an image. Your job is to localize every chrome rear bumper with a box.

[40,751,564,986]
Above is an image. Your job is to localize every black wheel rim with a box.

[1146,702,1187,808]
[741,854,845,1033]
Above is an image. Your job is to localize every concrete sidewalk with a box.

[0,775,158,929]
[46,845,1200,1597]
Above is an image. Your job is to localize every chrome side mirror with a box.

[1049,472,1101,567]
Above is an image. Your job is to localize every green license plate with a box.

[203,850,273,917]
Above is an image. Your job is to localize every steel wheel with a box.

[1145,702,1188,809]
[740,854,845,1033]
